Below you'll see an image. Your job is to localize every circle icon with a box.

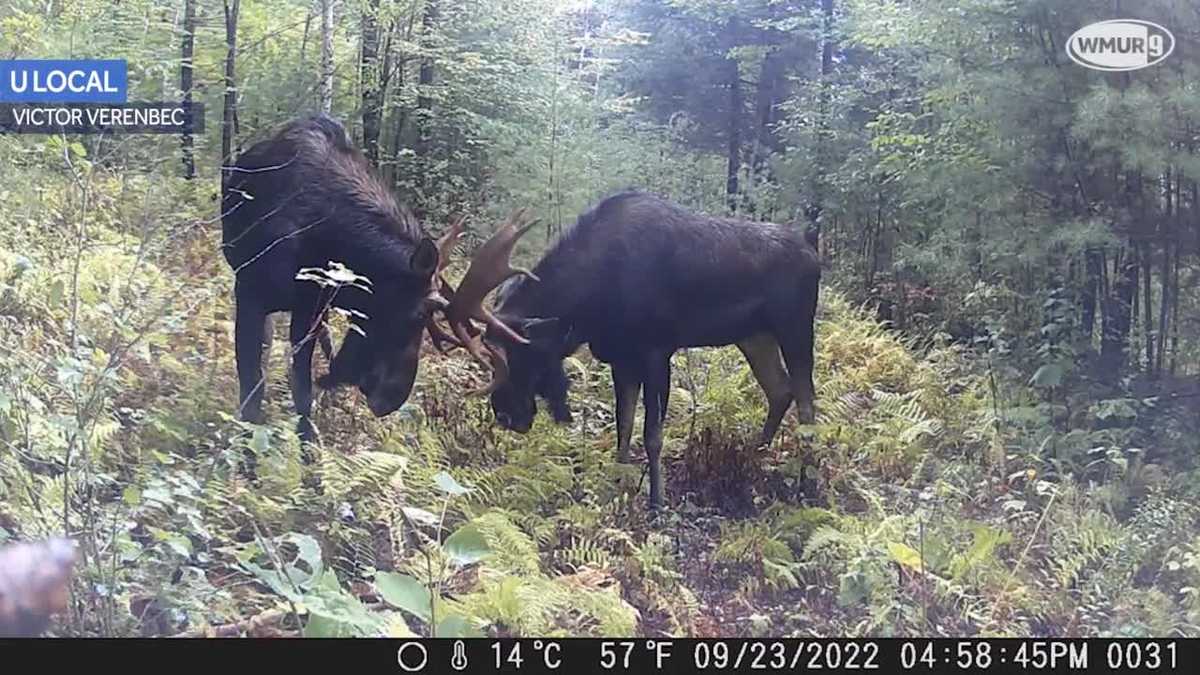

[397,642,428,672]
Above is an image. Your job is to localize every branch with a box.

[172,608,294,638]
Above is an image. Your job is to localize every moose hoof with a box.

[796,402,816,425]
[297,417,319,446]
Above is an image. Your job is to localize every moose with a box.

[472,191,822,509]
[221,114,532,441]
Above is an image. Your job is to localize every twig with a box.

[991,488,1058,625]
[171,608,290,637]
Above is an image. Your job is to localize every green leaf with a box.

[837,570,870,606]
[302,612,347,638]
[433,471,471,496]
[950,524,1012,580]
[444,523,491,567]
[375,572,432,622]
[435,614,484,638]
[887,541,924,571]
[121,486,141,506]
[165,534,193,558]
[47,279,64,306]
[401,506,439,526]
[236,533,325,601]
[302,571,388,637]
[1029,363,1064,388]
[252,427,271,454]
[1094,398,1138,421]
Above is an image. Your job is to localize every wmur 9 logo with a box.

[1066,19,1175,72]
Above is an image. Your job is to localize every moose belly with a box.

[615,298,766,350]
[672,300,767,347]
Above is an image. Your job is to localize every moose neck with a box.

[500,235,593,329]
[317,236,421,311]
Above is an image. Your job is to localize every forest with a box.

[0,0,1198,640]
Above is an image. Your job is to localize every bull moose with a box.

[221,114,531,440]
[472,191,822,509]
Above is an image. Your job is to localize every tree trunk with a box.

[820,0,834,84]
[382,12,412,184]
[300,6,313,65]
[180,0,196,179]
[1156,240,1170,377]
[411,0,439,201]
[1081,249,1101,348]
[221,0,241,175]
[1168,235,1180,375]
[1100,243,1137,377]
[1141,240,1153,373]
[807,0,835,244]
[722,16,743,213]
[319,0,335,114]
[742,45,785,214]
[725,52,742,213]
[415,0,438,161]
[361,0,381,163]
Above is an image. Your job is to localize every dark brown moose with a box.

[221,115,531,441]
[474,191,822,509]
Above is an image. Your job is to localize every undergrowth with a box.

[2,158,1198,638]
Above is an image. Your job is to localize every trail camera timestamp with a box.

[900,640,1178,671]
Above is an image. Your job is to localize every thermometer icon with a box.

[451,640,468,671]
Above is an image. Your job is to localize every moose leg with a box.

[641,351,672,510]
[317,320,334,362]
[612,361,642,464]
[234,295,269,424]
[261,314,275,372]
[773,278,819,424]
[289,307,321,444]
[737,333,793,446]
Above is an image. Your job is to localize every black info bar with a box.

[0,102,204,134]
[0,638,1188,673]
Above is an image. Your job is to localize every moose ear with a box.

[410,237,439,278]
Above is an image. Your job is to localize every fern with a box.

[556,536,613,571]
[804,524,856,560]
[469,511,541,576]
[316,450,408,504]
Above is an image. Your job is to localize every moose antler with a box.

[440,209,540,392]
[425,215,468,353]
[435,214,467,278]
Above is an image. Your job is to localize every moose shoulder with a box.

[476,191,822,509]
[220,114,525,440]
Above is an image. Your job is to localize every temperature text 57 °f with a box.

[600,641,673,670]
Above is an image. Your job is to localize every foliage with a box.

[0,0,1197,640]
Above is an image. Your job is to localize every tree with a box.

[413,0,439,196]
[221,0,241,172]
[606,0,815,216]
[319,0,335,113]
[180,0,196,179]
[360,0,382,163]
[808,0,834,244]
